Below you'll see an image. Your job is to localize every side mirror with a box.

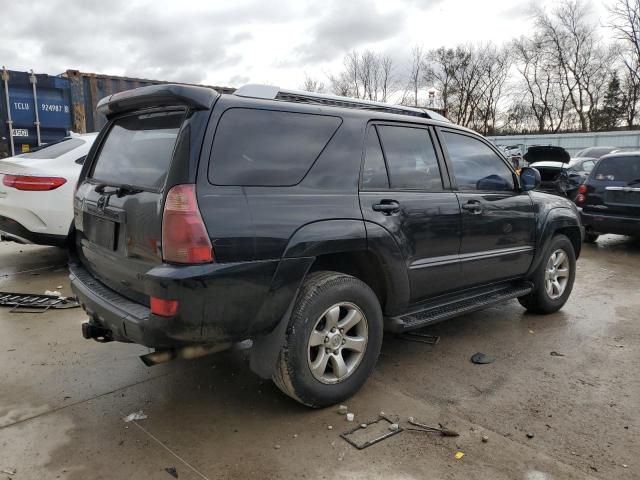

[520,167,541,191]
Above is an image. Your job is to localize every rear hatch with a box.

[74,109,188,304]
[583,155,640,217]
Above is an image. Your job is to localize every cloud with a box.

[292,1,409,64]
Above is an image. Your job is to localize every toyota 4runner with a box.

[70,84,583,407]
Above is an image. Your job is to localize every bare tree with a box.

[328,50,397,101]
[474,45,512,134]
[512,35,569,132]
[401,46,426,106]
[301,75,325,93]
[609,0,640,126]
[609,0,640,83]
[534,0,611,131]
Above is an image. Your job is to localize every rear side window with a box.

[442,131,514,191]
[593,156,640,182]
[360,127,389,190]
[91,111,183,190]
[209,109,341,186]
[377,125,442,190]
[18,138,84,159]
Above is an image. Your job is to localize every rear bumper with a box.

[0,214,67,247]
[69,254,307,349]
[70,260,194,348]
[581,210,640,236]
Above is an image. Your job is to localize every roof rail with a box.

[233,84,448,121]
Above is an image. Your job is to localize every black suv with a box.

[577,152,640,242]
[70,84,583,407]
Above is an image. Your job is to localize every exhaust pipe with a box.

[140,343,232,366]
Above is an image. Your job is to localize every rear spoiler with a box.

[96,84,219,117]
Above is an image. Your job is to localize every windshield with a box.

[592,156,640,183]
[90,111,184,190]
[17,138,85,159]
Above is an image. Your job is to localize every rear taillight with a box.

[161,184,214,264]
[2,174,67,191]
[150,297,179,317]
[575,184,588,206]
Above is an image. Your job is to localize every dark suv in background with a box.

[577,152,640,242]
[70,84,583,407]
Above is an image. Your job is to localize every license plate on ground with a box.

[85,215,117,250]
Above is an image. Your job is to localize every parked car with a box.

[71,84,582,407]
[0,133,98,246]
[525,146,574,196]
[575,146,622,159]
[577,152,640,242]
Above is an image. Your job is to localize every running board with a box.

[386,282,533,332]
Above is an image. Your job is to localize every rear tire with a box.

[518,234,576,314]
[272,271,383,408]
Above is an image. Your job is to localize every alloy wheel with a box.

[307,302,368,384]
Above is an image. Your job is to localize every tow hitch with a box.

[81,322,113,343]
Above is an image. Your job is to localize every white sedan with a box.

[0,133,98,247]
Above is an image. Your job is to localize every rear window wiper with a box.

[626,178,640,186]
[94,183,143,197]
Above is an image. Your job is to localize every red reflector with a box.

[162,184,214,264]
[578,184,587,194]
[150,297,179,317]
[2,174,67,191]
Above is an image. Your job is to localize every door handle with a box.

[462,201,483,214]
[372,200,400,214]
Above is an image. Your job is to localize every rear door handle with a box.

[372,200,400,214]
[462,201,483,214]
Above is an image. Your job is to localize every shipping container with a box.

[1,68,235,158]
[62,70,235,133]
[1,68,72,156]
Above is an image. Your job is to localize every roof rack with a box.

[233,84,449,122]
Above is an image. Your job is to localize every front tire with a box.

[272,271,383,407]
[518,234,576,314]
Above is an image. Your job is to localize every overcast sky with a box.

[0,0,616,90]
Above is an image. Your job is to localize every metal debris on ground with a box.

[341,415,403,450]
[123,410,147,422]
[0,291,80,313]
[550,351,565,357]
[470,352,495,364]
[526,432,535,439]
[165,466,179,478]
[1,468,17,475]
[482,435,489,442]
[406,417,459,437]
[397,330,440,345]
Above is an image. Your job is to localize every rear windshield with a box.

[91,111,183,190]
[18,138,85,159]
[209,108,341,186]
[592,156,640,183]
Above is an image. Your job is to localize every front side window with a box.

[209,109,341,186]
[377,125,442,190]
[442,131,514,191]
